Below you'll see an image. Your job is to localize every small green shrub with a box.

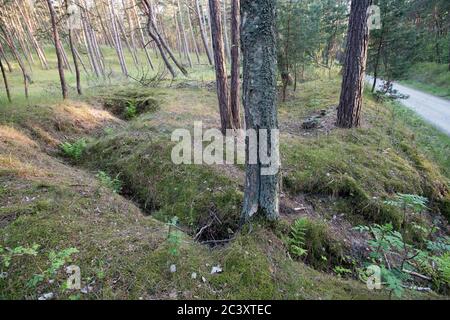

[96,171,122,193]
[0,244,40,268]
[60,139,87,161]
[384,193,428,231]
[434,253,450,286]
[288,217,344,270]
[384,194,428,214]
[0,244,78,290]
[124,102,138,120]
[355,223,450,297]
[167,216,182,259]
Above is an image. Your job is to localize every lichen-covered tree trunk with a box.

[209,0,232,134]
[241,0,279,222]
[336,0,371,128]
[230,0,241,129]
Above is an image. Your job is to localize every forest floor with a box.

[0,57,449,299]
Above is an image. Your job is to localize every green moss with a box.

[84,131,242,241]
[438,196,450,223]
[98,88,161,119]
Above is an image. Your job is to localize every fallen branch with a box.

[402,269,432,281]
[402,285,432,292]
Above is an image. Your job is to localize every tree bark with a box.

[209,0,232,134]
[196,0,214,65]
[0,54,11,102]
[337,0,371,128]
[281,0,293,102]
[131,0,154,69]
[109,0,129,76]
[371,32,383,93]
[222,0,231,62]
[230,0,241,128]
[47,0,68,99]
[187,3,201,64]
[177,0,193,68]
[141,0,178,78]
[241,0,279,222]
[66,0,82,95]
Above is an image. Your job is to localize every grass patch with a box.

[401,63,450,98]
[280,79,449,226]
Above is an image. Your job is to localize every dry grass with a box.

[0,126,39,150]
[0,154,48,178]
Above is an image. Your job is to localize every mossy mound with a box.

[83,131,242,242]
[98,88,161,119]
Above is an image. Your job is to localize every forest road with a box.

[366,76,450,136]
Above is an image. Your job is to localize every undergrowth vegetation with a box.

[401,63,450,97]
[0,68,448,299]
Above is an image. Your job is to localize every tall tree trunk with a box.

[196,0,214,65]
[16,1,49,70]
[174,9,183,60]
[141,0,178,78]
[117,15,140,69]
[66,0,82,95]
[336,0,371,128]
[177,0,193,68]
[371,32,383,93]
[209,0,232,134]
[241,0,279,222]
[0,54,11,102]
[109,0,129,76]
[281,0,293,102]
[131,0,154,70]
[222,0,231,62]
[230,0,241,128]
[187,4,201,64]
[47,0,68,100]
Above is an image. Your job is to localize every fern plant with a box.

[384,194,428,229]
[289,218,308,259]
[60,139,87,161]
[124,101,138,119]
[434,253,450,286]
[96,171,122,193]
